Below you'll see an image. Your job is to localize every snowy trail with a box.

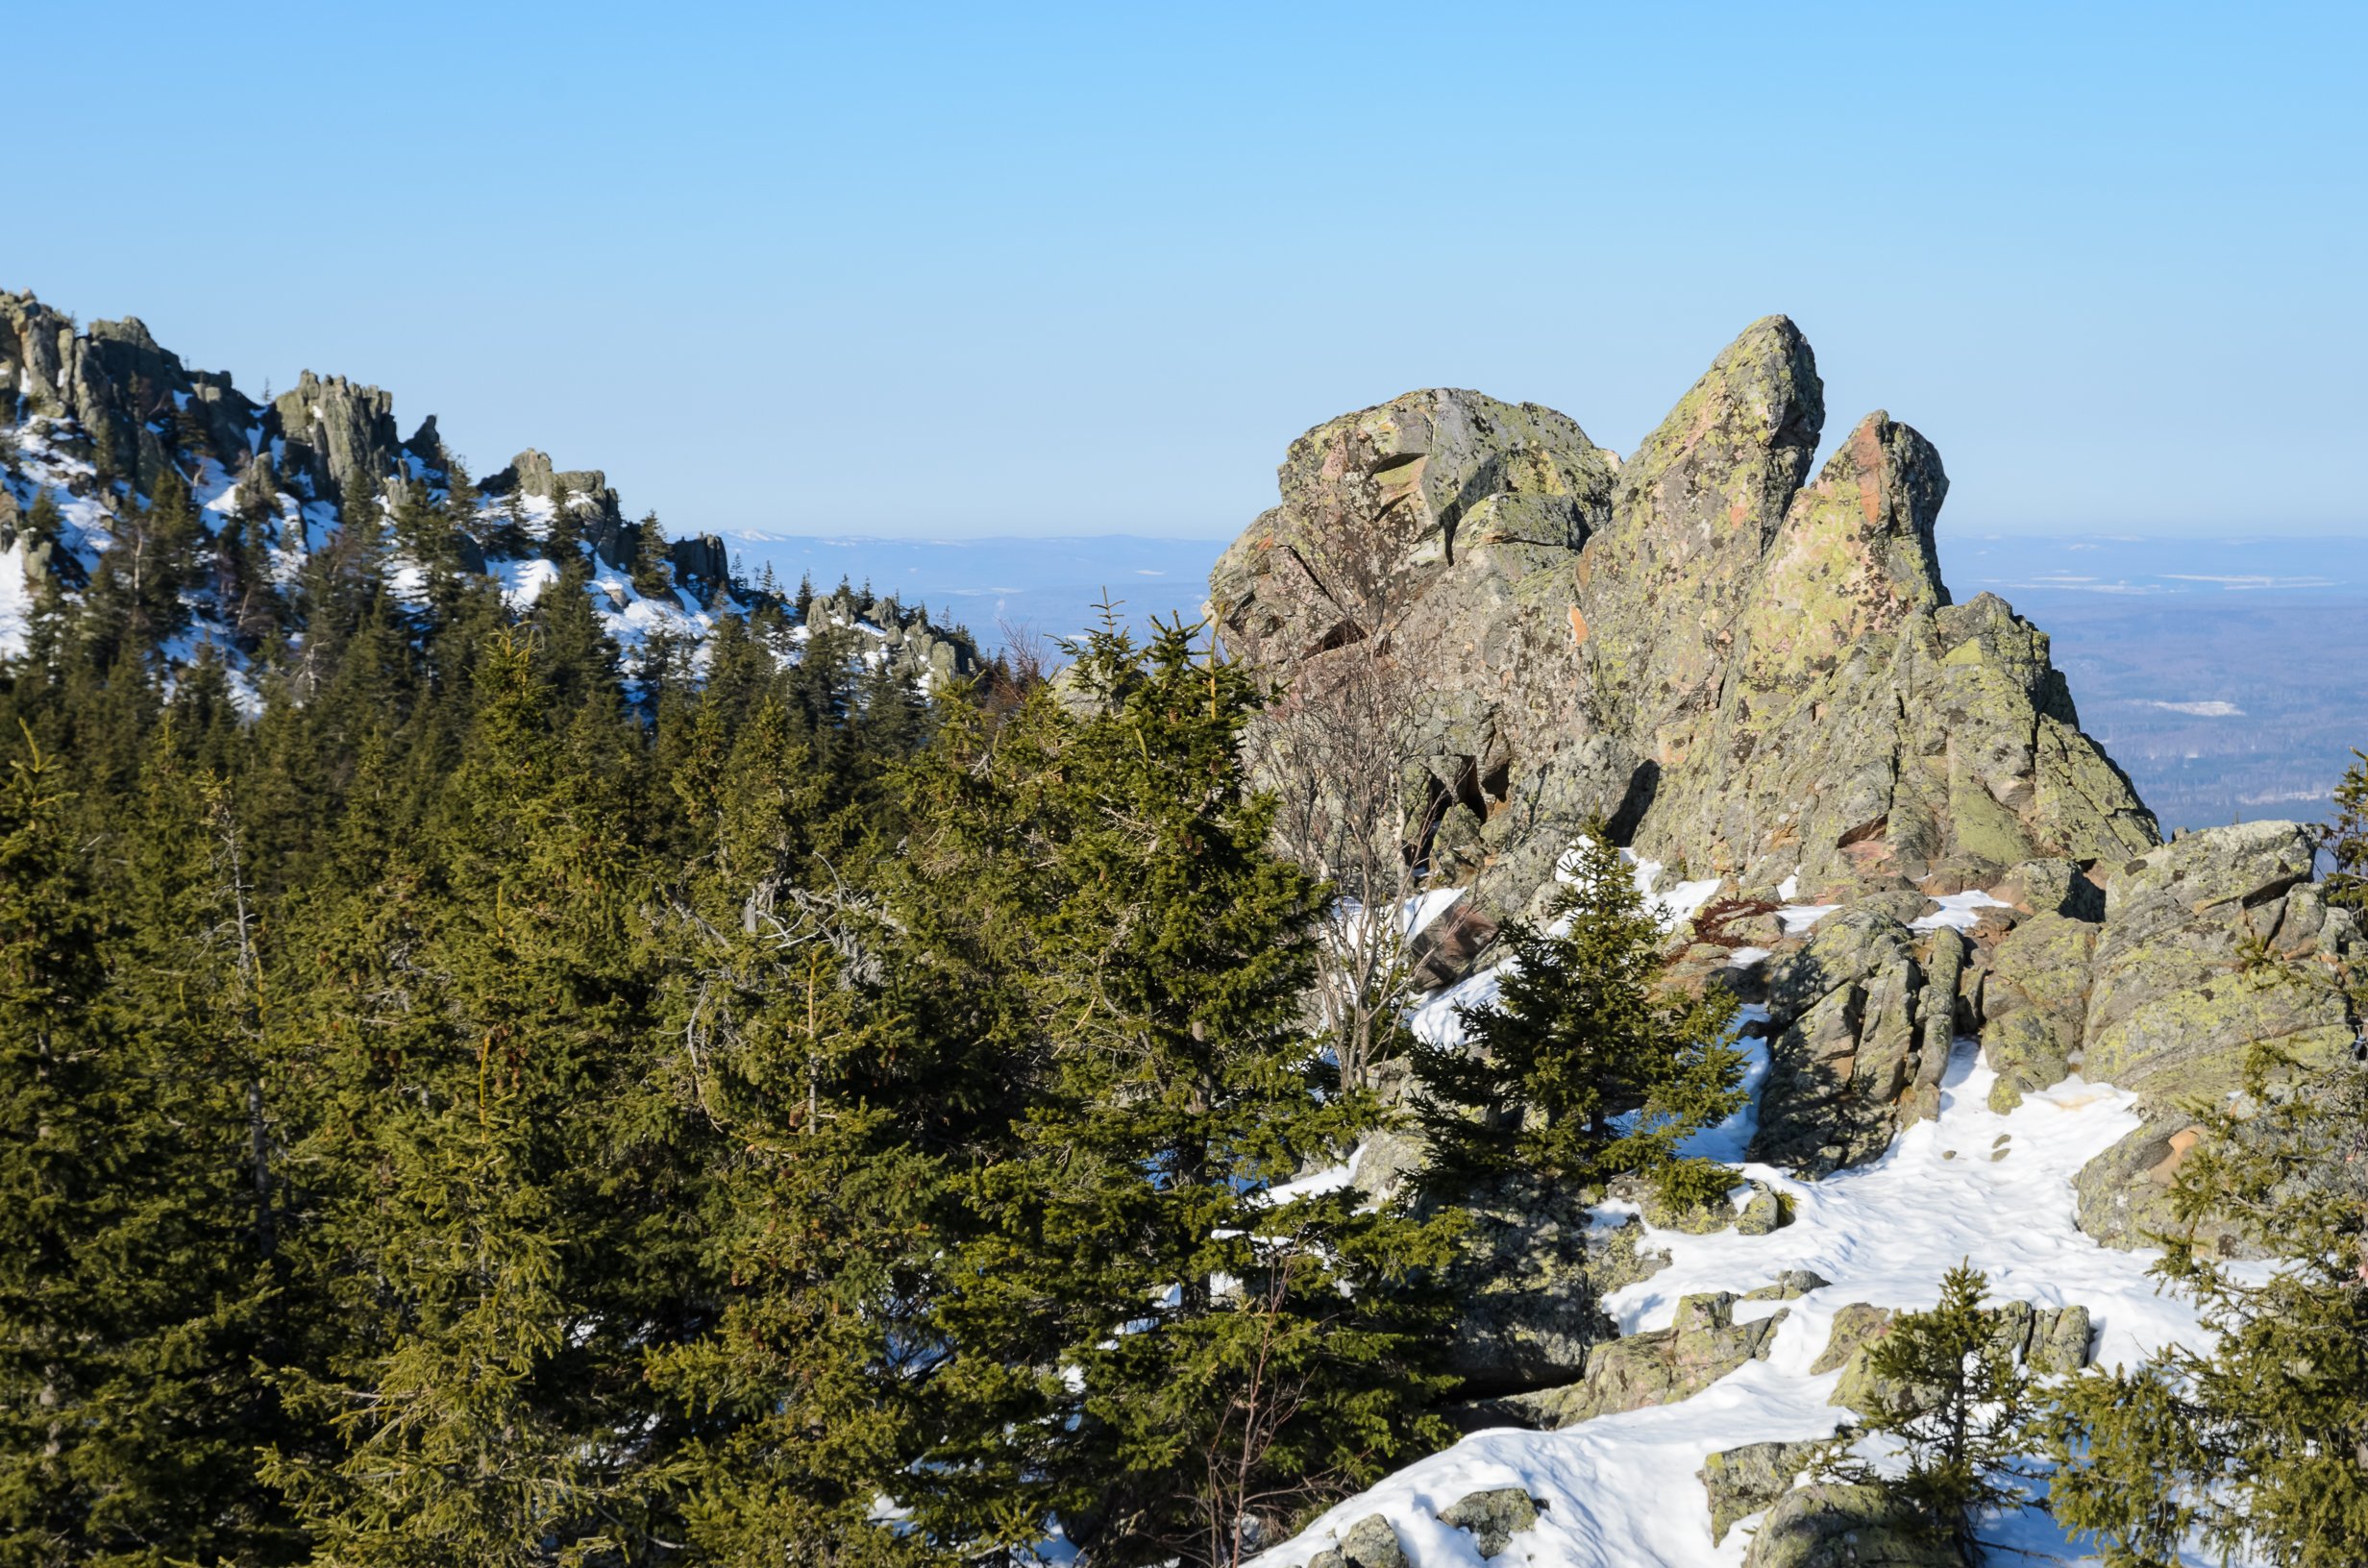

[1260,1042,2221,1568]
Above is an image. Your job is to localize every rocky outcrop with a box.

[481,449,636,566]
[1214,322,2358,1214]
[668,531,730,590]
[1214,318,2157,938]
[1702,1438,1827,1545]
[802,582,982,689]
[1519,1291,1786,1427]
[1740,1483,1966,1568]
[274,371,404,502]
[1436,1487,1543,1556]
[1211,389,1624,910]
[1752,911,1967,1172]
[2,286,982,694]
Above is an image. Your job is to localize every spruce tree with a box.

[643,697,940,1562]
[1814,1262,2038,1559]
[0,722,118,1564]
[0,722,298,1564]
[262,628,678,1565]
[912,620,1456,1566]
[2325,747,2367,908]
[1412,828,1744,1205]
[629,512,673,599]
[2050,1035,2367,1556]
[2046,750,2368,1568]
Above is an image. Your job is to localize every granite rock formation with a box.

[1221,319,2361,1240]
[1,287,978,691]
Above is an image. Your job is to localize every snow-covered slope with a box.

[1264,853,2241,1568]
[1264,1042,2210,1567]
[0,409,965,697]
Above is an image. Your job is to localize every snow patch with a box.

[1259,1043,2226,1568]
[1909,890,2012,933]
[1774,904,1839,936]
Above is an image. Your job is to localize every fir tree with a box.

[912,620,1456,1566]
[1815,1262,2039,1559]
[629,512,673,599]
[1412,828,1744,1206]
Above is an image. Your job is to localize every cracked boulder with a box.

[1208,319,2156,986]
[1521,1291,1787,1427]
[1752,911,1965,1172]
[1740,1482,1968,1567]
[1702,1438,1827,1545]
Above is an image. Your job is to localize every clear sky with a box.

[10,1,2360,539]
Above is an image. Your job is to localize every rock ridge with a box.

[1215,319,2357,1238]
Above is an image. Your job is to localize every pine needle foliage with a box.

[1815,1262,2037,1557]
[2047,747,2368,1568]
[1411,828,1744,1205]
[905,617,1457,1568]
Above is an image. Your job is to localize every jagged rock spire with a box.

[1212,318,2157,928]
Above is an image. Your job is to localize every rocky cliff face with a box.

[1215,317,2157,921]
[0,288,978,688]
[1214,318,2359,1245]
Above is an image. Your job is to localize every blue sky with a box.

[10,2,2360,539]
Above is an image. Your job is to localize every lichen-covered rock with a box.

[1811,1303,1895,1376]
[1702,1438,1827,1545]
[1530,1291,1787,1426]
[1436,1487,1543,1556]
[2083,822,2355,1095]
[2029,1305,2094,1375]
[1744,1267,1832,1302]
[1583,317,1824,747]
[1422,1175,1651,1396]
[1737,1181,1793,1235]
[1306,1512,1408,1568]
[1753,911,1929,1171]
[1999,856,2106,921]
[1981,912,2099,1111]
[1901,927,1969,1127]
[1208,320,2156,992]
[2067,821,2361,1246]
[1739,1483,1967,1567]
[1209,387,1627,913]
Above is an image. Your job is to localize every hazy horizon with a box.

[10,1,2364,542]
